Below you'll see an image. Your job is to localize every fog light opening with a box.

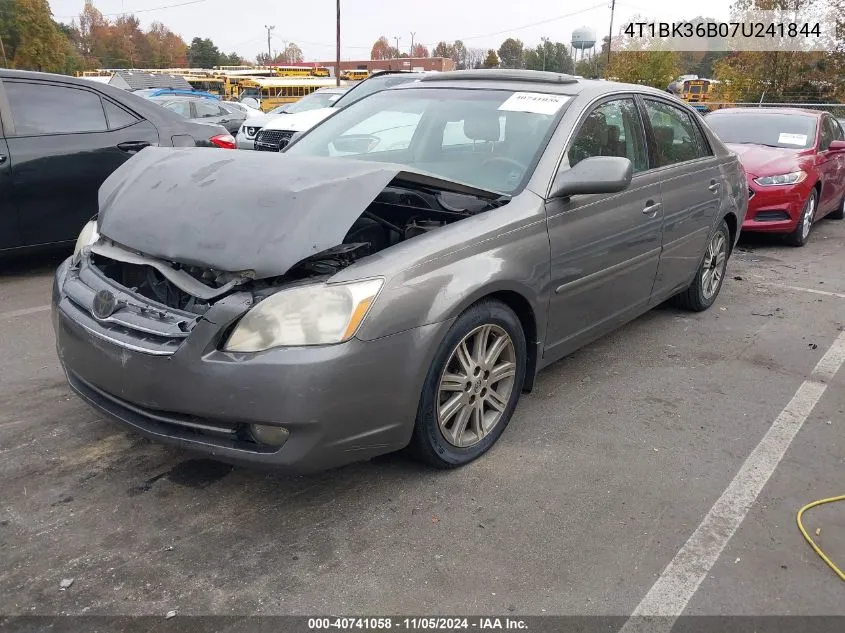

[249,424,290,447]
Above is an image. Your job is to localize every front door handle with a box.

[117,141,151,154]
[643,201,662,216]
[708,180,721,193]
[0,154,6,164]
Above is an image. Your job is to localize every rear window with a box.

[707,111,817,149]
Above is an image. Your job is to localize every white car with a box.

[248,71,427,151]
[236,87,347,149]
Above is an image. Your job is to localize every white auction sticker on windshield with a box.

[498,92,570,115]
[778,132,807,145]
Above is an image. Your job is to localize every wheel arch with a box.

[444,283,542,393]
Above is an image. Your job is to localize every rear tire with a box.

[829,196,845,220]
[785,189,817,246]
[409,300,527,468]
[671,219,731,312]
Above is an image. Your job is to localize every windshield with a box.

[286,87,568,193]
[331,74,421,109]
[285,89,347,114]
[707,111,817,149]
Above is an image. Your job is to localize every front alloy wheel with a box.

[410,300,527,468]
[786,189,817,246]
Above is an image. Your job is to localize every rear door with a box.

[193,100,233,132]
[2,78,160,246]
[544,96,663,359]
[640,97,722,301]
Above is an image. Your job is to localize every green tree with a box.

[188,37,221,67]
[482,49,499,68]
[5,0,70,72]
[524,39,574,73]
[451,40,467,69]
[432,41,453,59]
[497,38,524,69]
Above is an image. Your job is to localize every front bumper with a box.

[742,178,810,233]
[53,258,447,472]
[235,130,256,150]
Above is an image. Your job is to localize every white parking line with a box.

[755,281,845,300]
[619,329,845,633]
[0,305,50,320]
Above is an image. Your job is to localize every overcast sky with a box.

[48,0,733,62]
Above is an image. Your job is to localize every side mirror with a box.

[550,156,633,198]
[827,139,845,153]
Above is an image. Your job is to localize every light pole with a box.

[410,32,416,56]
[336,0,341,86]
[394,36,401,57]
[605,0,615,77]
[265,25,275,62]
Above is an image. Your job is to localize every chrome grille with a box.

[255,129,294,151]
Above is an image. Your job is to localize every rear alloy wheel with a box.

[785,189,817,246]
[410,300,526,468]
[829,195,845,220]
[671,219,731,312]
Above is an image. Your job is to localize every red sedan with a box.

[706,107,845,245]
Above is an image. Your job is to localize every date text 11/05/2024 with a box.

[624,20,822,39]
[308,618,529,630]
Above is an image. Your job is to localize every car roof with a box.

[409,69,682,102]
[708,106,823,118]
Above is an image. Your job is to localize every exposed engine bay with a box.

[89,179,508,315]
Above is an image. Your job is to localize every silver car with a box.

[53,70,748,473]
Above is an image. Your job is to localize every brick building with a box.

[318,57,455,74]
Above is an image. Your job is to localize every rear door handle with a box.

[643,201,662,216]
[117,141,151,153]
[708,180,721,193]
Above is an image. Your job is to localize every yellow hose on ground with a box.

[796,495,845,582]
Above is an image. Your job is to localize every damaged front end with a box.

[67,148,508,354]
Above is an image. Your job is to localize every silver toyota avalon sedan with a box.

[53,70,748,473]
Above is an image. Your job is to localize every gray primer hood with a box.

[98,147,496,279]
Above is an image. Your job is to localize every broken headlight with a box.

[223,279,383,351]
[72,220,99,264]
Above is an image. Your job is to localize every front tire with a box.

[785,189,817,246]
[409,300,527,468]
[672,219,731,312]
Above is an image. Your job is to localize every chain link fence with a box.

[704,102,845,118]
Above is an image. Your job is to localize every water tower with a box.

[571,26,596,64]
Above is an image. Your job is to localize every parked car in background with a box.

[236,87,348,149]
[133,88,220,100]
[222,100,263,119]
[148,95,246,135]
[56,70,746,472]
[251,71,425,151]
[706,107,845,245]
[0,70,234,254]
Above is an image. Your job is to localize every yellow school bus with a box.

[340,69,369,81]
[184,76,226,96]
[272,65,331,78]
[237,77,338,111]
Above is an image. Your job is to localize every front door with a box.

[0,134,21,249]
[544,96,663,360]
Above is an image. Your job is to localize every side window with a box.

[5,81,107,135]
[165,101,191,118]
[833,118,844,141]
[819,117,835,150]
[568,98,648,173]
[194,101,221,118]
[643,100,709,166]
[103,100,139,130]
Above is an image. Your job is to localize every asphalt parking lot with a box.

[1,221,843,621]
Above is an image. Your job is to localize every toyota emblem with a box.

[92,289,117,319]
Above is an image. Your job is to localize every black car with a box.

[148,95,246,134]
[0,70,235,253]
